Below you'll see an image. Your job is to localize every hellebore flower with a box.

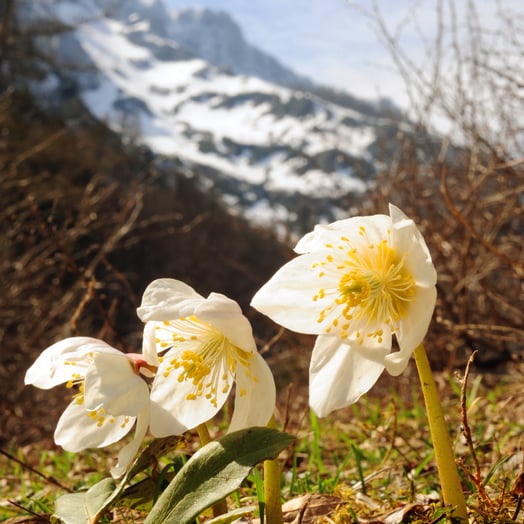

[24,337,152,477]
[251,204,437,417]
[137,279,276,437]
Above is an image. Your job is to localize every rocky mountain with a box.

[169,8,313,89]
[17,0,409,235]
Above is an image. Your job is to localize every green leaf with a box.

[206,505,257,524]
[145,426,295,524]
[115,473,172,512]
[126,435,185,482]
[53,436,184,524]
[95,435,184,519]
[52,493,86,524]
[53,478,116,524]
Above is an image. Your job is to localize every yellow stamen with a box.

[313,234,415,342]
[155,315,254,407]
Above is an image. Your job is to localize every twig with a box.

[440,165,524,278]
[512,495,522,521]
[7,499,50,523]
[0,448,72,492]
[459,350,492,506]
[70,277,96,335]
[259,326,286,355]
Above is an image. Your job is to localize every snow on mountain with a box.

[19,0,407,234]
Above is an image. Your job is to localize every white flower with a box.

[251,204,437,417]
[137,279,276,437]
[24,337,152,477]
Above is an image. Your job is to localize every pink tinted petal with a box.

[137,279,204,322]
[228,352,276,432]
[54,400,134,452]
[309,336,386,417]
[24,337,122,389]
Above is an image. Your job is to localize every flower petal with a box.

[54,400,134,452]
[110,407,150,478]
[24,337,122,390]
[148,353,230,437]
[294,214,391,254]
[389,204,437,287]
[250,252,334,334]
[137,279,204,322]
[142,321,161,366]
[228,353,276,432]
[195,293,257,352]
[84,353,149,417]
[309,336,386,417]
[385,286,438,376]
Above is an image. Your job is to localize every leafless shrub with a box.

[354,0,524,367]
[0,87,292,445]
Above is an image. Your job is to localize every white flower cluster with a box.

[25,204,436,477]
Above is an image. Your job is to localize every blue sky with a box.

[164,1,522,109]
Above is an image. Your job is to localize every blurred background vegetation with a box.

[1,0,523,449]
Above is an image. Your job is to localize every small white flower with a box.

[24,337,152,477]
[251,204,437,417]
[137,279,276,437]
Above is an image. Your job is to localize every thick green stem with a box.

[263,415,283,524]
[196,423,228,518]
[414,344,468,521]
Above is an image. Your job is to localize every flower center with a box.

[338,271,371,307]
[313,233,415,342]
[155,316,253,407]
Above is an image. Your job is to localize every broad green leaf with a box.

[53,436,183,524]
[84,478,117,521]
[53,478,116,524]
[95,435,184,520]
[126,435,185,481]
[145,427,295,524]
[52,493,86,524]
[114,472,172,512]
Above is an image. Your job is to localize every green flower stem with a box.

[264,415,283,524]
[413,344,468,521]
[196,423,228,518]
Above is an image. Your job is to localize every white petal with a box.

[55,400,134,451]
[389,204,437,287]
[84,353,149,416]
[149,355,230,437]
[110,407,150,478]
[228,353,276,432]
[142,321,161,366]
[386,285,437,375]
[24,337,123,390]
[295,214,391,254]
[309,336,386,417]
[250,253,334,334]
[196,293,257,352]
[137,279,204,322]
